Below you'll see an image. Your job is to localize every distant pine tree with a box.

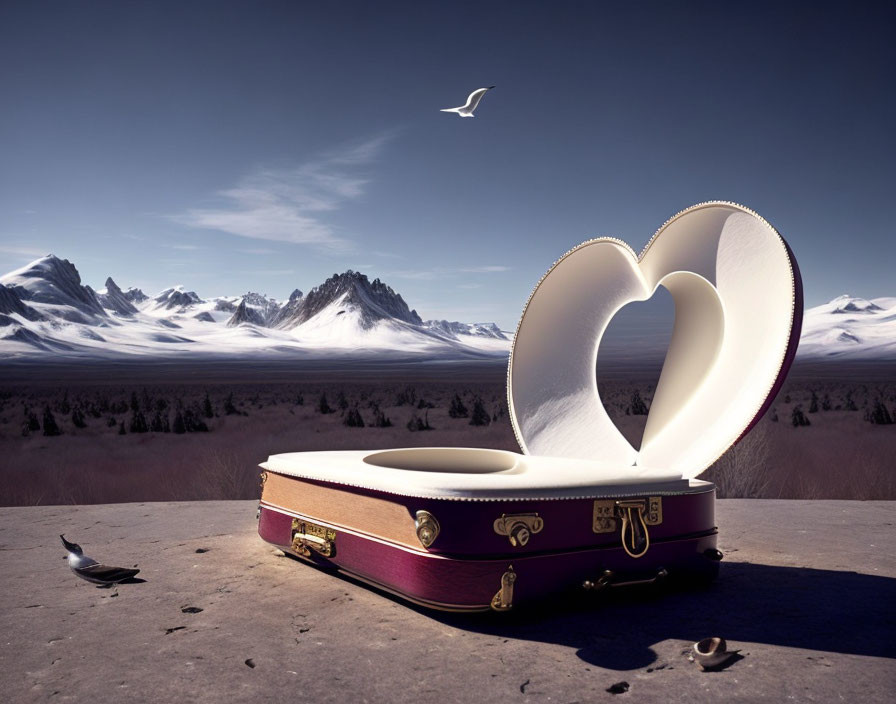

[406,411,433,431]
[372,408,392,427]
[344,407,365,427]
[150,411,165,432]
[630,390,649,416]
[107,416,117,427]
[791,405,811,427]
[469,397,491,426]
[173,410,186,434]
[111,398,128,414]
[395,386,417,407]
[224,393,240,416]
[22,409,41,436]
[448,394,468,418]
[118,421,126,435]
[336,390,349,412]
[25,410,40,432]
[202,392,214,419]
[42,405,61,436]
[59,391,71,415]
[295,394,304,406]
[71,407,87,428]
[183,408,209,432]
[129,410,148,433]
[868,400,894,425]
[821,393,832,411]
[318,393,333,414]
[809,391,819,413]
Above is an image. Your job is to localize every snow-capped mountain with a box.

[124,286,148,304]
[5,257,887,363]
[96,277,138,317]
[272,271,420,330]
[0,255,511,361]
[149,286,205,312]
[0,255,107,324]
[226,299,267,327]
[798,295,896,359]
[425,320,507,340]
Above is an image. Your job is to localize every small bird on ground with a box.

[440,86,495,117]
[61,535,140,586]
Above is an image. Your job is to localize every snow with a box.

[797,295,896,360]
[0,255,512,361]
[5,256,889,364]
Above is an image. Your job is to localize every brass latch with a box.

[493,513,543,547]
[592,497,662,559]
[490,566,516,611]
[291,518,336,558]
[414,510,440,549]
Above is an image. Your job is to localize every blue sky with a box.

[1,1,893,328]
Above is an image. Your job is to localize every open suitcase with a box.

[258,202,802,611]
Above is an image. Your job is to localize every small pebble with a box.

[606,681,630,694]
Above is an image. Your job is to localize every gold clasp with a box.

[490,566,516,611]
[291,518,336,558]
[616,501,649,558]
[414,510,440,548]
[592,497,662,559]
[493,513,544,547]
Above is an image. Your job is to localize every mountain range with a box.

[0,255,892,362]
[0,255,509,361]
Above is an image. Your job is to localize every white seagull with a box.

[440,86,495,117]
[61,535,140,586]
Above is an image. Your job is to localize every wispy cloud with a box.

[167,244,202,251]
[171,134,394,251]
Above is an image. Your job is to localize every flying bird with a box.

[61,535,140,586]
[440,86,495,117]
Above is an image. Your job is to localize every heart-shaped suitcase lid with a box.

[507,201,803,479]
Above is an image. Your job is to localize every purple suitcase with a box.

[258,202,802,611]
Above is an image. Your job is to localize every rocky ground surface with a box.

[1,499,893,703]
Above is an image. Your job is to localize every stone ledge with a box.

[1,500,894,703]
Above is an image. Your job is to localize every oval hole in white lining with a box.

[363,448,522,474]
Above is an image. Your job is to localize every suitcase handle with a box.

[582,567,668,592]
